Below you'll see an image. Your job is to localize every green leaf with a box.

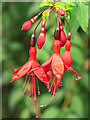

[76,3,88,34]
[65,5,73,10]
[54,2,66,10]
[65,10,71,23]
[39,1,53,8]
[54,2,74,10]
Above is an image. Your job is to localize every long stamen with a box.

[31,77,34,96]
[22,77,30,96]
[48,73,54,92]
[47,71,53,89]
[33,76,38,118]
[22,74,28,88]
[40,86,56,108]
[29,77,32,97]
[36,77,40,95]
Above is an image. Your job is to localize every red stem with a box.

[44,7,53,23]
[33,18,42,34]
[63,16,71,32]
[57,14,60,27]
[38,9,48,16]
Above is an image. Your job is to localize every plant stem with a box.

[33,18,42,34]
[63,16,71,32]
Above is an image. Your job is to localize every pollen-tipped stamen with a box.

[40,86,56,108]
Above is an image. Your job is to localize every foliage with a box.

[2,1,88,119]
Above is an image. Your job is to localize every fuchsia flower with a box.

[11,35,48,117]
[40,39,81,107]
[11,4,81,117]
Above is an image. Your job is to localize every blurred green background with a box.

[2,2,88,118]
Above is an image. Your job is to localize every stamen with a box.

[33,76,38,116]
[31,77,34,96]
[22,77,30,96]
[40,86,56,108]
[36,77,40,95]
[22,74,28,88]
[47,71,53,89]
[29,78,32,97]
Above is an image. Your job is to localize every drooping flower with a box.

[40,40,64,107]
[61,39,81,79]
[11,34,48,117]
[40,39,81,107]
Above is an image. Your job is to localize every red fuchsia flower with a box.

[11,34,48,117]
[61,38,81,79]
[37,21,45,49]
[40,39,81,107]
[40,40,64,107]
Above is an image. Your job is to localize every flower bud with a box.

[21,15,38,31]
[68,32,71,40]
[30,34,36,47]
[37,33,45,49]
[21,20,32,31]
[56,8,65,16]
[54,27,60,40]
[60,31,67,47]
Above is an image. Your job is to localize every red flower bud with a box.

[54,27,60,40]
[67,32,71,40]
[37,33,45,49]
[56,8,65,16]
[21,15,38,31]
[21,20,32,31]
[61,40,72,71]
[60,31,67,47]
